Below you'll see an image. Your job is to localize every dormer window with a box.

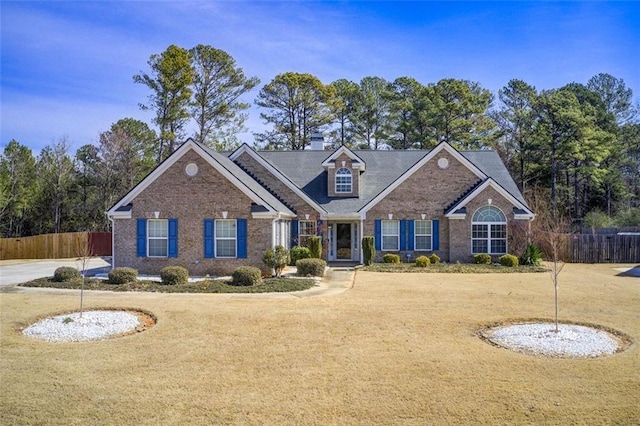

[336,168,352,193]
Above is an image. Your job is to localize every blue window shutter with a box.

[374,219,381,251]
[136,218,146,257]
[433,219,440,251]
[204,219,214,258]
[291,220,299,246]
[168,218,178,258]
[316,219,323,236]
[400,220,407,251]
[408,220,415,251]
[237,218,247,259]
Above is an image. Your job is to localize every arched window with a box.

[335,168,352,193]
[472,206,507,254]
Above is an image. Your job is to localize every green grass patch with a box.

[362,262,548,273]
[19,276,315,293]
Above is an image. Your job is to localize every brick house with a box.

[107,138,534,275]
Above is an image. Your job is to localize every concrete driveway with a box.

[0,257,111,287]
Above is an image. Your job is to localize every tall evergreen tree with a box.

[328,79,360,148]
[0,140,38,237]
[255,72,335,150]
[134,45,193,163]
[350,76,393,149]
[422,78,495,150]
[189,45,259,149]
[492,79,539,191]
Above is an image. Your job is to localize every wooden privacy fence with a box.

[0,232,112,260]
[569,234,640,263]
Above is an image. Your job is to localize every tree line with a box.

[1,44,639,237]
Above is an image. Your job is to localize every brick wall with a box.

[365,150,479,262]
[113,149,274,276]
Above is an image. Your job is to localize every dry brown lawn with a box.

[1,263,638,425]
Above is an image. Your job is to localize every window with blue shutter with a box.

[168,218,178,258]
[136,218,146,257]
[407,220,415,251]
[433,219,440,251]
[237,218,247,259]
[400,219,407,251]
[374,219,382,250]
[204,219,214,258]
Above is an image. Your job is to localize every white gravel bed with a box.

[485,323,620,358]
[23,310,140,342]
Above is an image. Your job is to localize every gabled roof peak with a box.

[321,146,366,170]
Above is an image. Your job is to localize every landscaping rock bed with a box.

[481,322,629,358]
[23,309,155,342]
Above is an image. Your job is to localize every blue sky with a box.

[2,1,639,154]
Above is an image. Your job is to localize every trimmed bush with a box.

[415,256,431,267]
[520,243,543,266]
[362,236,375,266]
[383,253,401,264]
[296,258,326,277]
[307,236,322,259]
[108,267,138,284]
[429,253,441,264]
[53,266,80,282]
[263,245,290,277]
[160,266,189,285]
[231,266,263,286]
[290,246,312,265]
[499,254,519,267]
[473,253,492,265]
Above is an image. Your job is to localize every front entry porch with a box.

[327,221,361,263]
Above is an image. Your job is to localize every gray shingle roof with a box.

[254,148,527,214]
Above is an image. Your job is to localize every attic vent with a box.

[309,132,325,150]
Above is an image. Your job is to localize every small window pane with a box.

[382,220,398,235]
[415,220,431,235]
[148,239,168,257]
[148,220,168,238]
[491,239,506,254]
[216,220,236,238]
[473,240,488,254]
[382,236,398,251]
[216,240,236,257]
[415,236,431,251]
[472,224,488,239]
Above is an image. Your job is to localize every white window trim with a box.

[471,206,507,255]
[335,168,352,193]
[299,220,316,246]
[147,219,168,258]
[414,219,433,251]
[381,219,399,251]
[215,219,237,258]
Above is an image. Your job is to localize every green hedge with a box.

[296,258,326,277]
[290,246,312,265]
[383,253,401,263]
[53,266,80,282]
[473,253,492,265]
[362,236,376,266]
[108,267,138,284]
[429,253,441,264]
[231,266,263,286]
[415,256,431,267]
[499,254,519,267]
[160,266,189,285]
[307,236,322,259]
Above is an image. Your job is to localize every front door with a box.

[336,223,352,260]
